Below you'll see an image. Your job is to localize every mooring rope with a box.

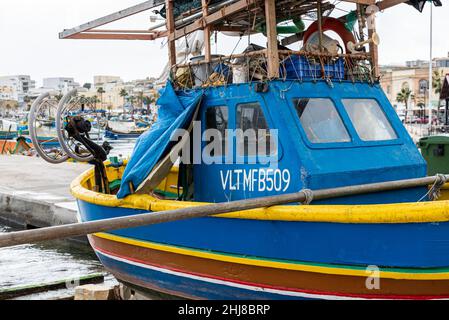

[301,189,314,205]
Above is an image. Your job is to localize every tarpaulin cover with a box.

[117,82,202,198]
[160,0,223,18]
[407,0,442,12]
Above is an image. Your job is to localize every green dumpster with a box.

[418,136,449,175]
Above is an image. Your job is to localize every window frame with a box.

[234,101,280,163]
[290,96,355,149]
[202,105,230,161]
[341,97,401,145]
[290,96,403,149]
[292,97,353,146]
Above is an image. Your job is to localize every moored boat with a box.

[42,0,449,300]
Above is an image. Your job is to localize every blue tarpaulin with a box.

[117,82,202,198]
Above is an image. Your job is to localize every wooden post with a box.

[367,8,379,78]
[264,0,279,78]
[166,0,176,68]
[202,0,211,63]
[317,0,324,52]
[444,99,449,126]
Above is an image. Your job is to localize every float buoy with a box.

[303,17,356,53]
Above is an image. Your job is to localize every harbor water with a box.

[0,224,109,299]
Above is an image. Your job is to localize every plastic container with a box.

[190,55,224,86]
[280,55,345,80]
[232,65,249,83]
[418,136,449,175]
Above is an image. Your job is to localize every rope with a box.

[418,174,448,202]
[301,189,314,205]
[429,174,447,201]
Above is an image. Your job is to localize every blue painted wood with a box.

[191,80,427,204]
[79,200,449,268]
[96,251,303,300]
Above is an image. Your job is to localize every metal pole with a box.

[428,1,433,131]
[0,174,447,248]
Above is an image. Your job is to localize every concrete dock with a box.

[0,155,86,229]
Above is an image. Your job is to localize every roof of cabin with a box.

[59,0,419,41]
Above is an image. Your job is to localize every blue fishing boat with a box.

[0,131,18,140]
[25,136,60,148]
[104,130,143,140]
[52,0,449,300]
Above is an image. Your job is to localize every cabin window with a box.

[342,99,397,141]
[293,98,350,144]
[205,106,228,156]
[236,103,276,156]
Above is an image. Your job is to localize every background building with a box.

[42,77,80,94]
[381,53,449,119]
[0,75,35,104]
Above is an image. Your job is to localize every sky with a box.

[0,0,448,87]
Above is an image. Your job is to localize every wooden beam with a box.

[342,0,375,4]
[376,0,409,10]
[202,0,211,63]
[367,10,379,78]
[171,0,257,41]
[317,0,324,52]
[280,33,304,47]
[166,0,176,67]
[85,29,161,34]
[59,0,164,39]
[265,0,279,78]
[67,33,161,40]
[212,25,248,33]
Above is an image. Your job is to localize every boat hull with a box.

[77,198,449,300]
[105,130,142,140]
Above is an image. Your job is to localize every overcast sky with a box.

[0,0,448,87]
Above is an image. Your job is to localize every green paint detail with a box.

[0,273,104,299]
[109,179,122,191]
[345,11,358,32]
[110,233,449,275]
[257,18,305,35]
[153,189,179,199]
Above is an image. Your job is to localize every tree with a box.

[23,95,32,111]
[55,93,64,102]
[137,91,144,110]
[142,96,155,114]
[119,89,128,114]
[433,70,444,96]
[83,83,92,90]
[396,87,412,123]
[97,87,105,110]
[90,95,100,108]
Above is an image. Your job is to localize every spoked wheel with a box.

[56,89,97,162]
[28,93,69,164]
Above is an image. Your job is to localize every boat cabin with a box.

[60,0,430,204]
[189,80,426,204]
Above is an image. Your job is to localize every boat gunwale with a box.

[71,165,449,224]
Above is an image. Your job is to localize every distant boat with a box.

[25,135,60,147]
[105,119,148,140]
[0,131,18,140]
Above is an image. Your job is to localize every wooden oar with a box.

[0,174,447,248]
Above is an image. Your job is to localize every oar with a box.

[0,174,447,248]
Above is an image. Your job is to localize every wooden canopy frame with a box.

[60,0,411,78]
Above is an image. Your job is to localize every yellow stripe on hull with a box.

[94,232,449,281]
[72,165,449,224]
